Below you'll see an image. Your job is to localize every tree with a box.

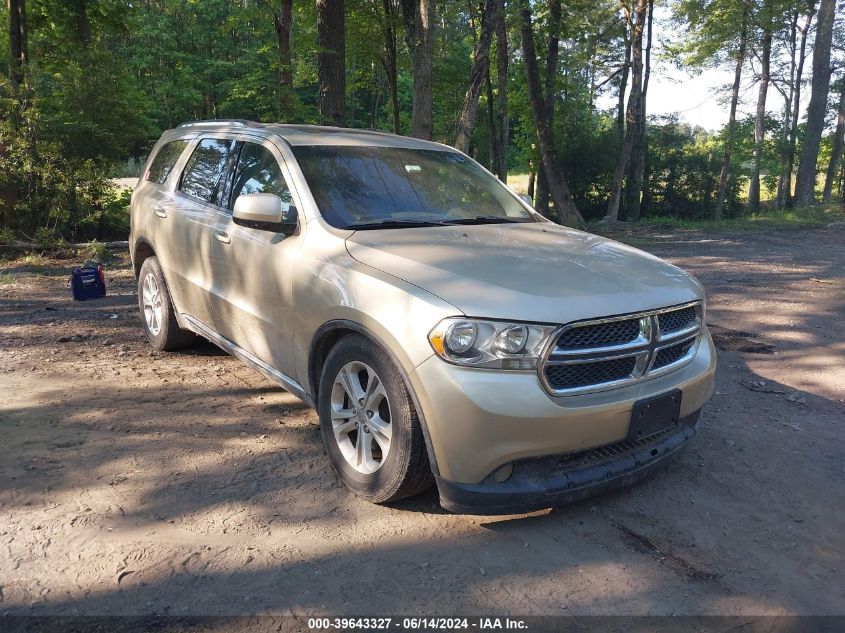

[274,0,294,121]
[748,0,774,214]
[533,0,563,215]
[379,0,401,134]
[776,4,815,208]
[403,0,435,140]
[493,0,508,181]
[8,0,29,87]
[794,0,836,205]
[625,0,654,221]
[714,7,749,220]
[317,0,346,126]
[606,0,647,222]
[454,0,495,152]
[2,0,29,229]
[518,0,584,228]
[823,77,845,201]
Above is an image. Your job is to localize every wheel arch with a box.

[309,319,440,476]
[132,239,156,280]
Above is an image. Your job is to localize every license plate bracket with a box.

[628,389,682,441]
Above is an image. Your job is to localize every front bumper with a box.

[436,410,700,515]
[408,328,716,486]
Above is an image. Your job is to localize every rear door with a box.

[160,136,239,326]
[208,138,303,378]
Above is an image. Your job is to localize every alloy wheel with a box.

[141,272,163,336]
[330,361,393,474]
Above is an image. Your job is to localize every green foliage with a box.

[1,0,840,241]
[627,202,845,230]
[83,238,110,264]
[0,84,122,240]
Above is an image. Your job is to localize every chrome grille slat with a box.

[651,336,697,372]
[658,306,697,336]
[540,302,702,396]
[545,356,638,391]
[555,318,641,349]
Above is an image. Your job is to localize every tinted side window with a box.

[226,143,293,211]
[179,138,237,203]
[146,140,188,184]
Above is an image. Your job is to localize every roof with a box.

[173,120,453,151]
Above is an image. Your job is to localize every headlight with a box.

[428,317,557,369]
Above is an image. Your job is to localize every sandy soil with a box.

[0,225,843,620]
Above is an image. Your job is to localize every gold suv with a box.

[129,120,716,515]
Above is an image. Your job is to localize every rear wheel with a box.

[318,335,433,503]
[137,256,196,351]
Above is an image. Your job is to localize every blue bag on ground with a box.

[69,264,106,301]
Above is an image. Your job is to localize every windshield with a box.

[292,145,535,229]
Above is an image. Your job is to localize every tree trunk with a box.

[74,0,91,49]
[823,79,845,201]
[534,0,562,215]
[406,0,434,140]
[776,9,799,208]
[317,0,346,127]
[748,13,772,214]
[3,0,28,229]
[624,0,653,222]
[485,63,498,171]
[274,0,294,121]
[518,0,584,228]
[607,0,646,222]
[380,0,401,134]
[8,0,29,87]
[527,166,535,200]
[494,0,508,182]
[617,29,631,140]
[714,9,749,221]
[783,7,815,208]
[454,0,495,153]
[794,0,835,206]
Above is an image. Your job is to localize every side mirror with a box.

[233,193,298,234]
[519,194,533,207]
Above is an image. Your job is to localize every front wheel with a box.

[318,335,433,503]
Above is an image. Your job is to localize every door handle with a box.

[213,230,231,245]
[153,204,167,218]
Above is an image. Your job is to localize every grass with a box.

[19,253,46,267]
[0,271,14,285]
[625,204,845,231]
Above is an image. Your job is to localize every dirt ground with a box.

[1,225,843,620]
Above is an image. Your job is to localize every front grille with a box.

[553,425,679,473]
[658,306,697,335]
[541,302,702,395]
[555,318,641,349]
[653,338,696,369]
[544,356,636,390]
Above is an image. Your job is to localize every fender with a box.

[310,319,441,477]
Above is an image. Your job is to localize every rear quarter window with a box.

[145,140,188,184]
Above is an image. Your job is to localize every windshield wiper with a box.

[440,216,525,225]
[340,219,449,230]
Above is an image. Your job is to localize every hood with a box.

[345,222,703,324]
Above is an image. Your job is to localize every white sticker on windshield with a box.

[405,165,422,172]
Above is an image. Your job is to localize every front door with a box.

[208,139,303,379]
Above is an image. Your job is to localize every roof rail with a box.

[177,119,259,128]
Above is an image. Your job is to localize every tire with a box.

[318,334,434,503]
[137,256,196,352]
